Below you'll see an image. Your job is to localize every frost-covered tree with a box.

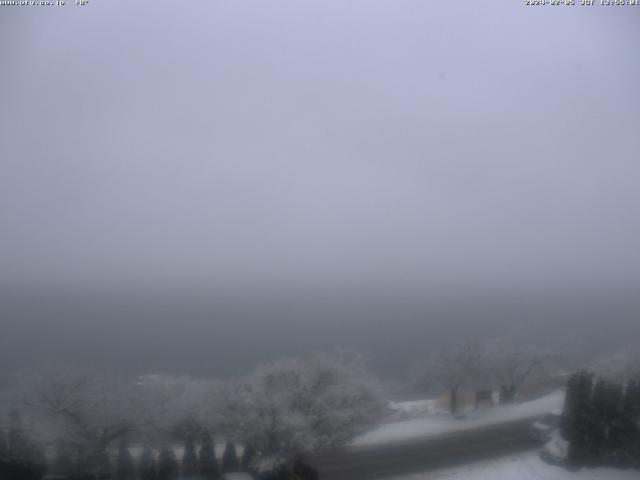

[219,352,386,455]
[485,337,555,404]
[414,342,484,415]
[18,367,133,475]
[133,374,219,446]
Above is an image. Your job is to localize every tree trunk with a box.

[450,386,459,415]
[500,385,517,404]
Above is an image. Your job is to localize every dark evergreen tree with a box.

[240,443,256,473]
[589,378,626,466]
[292,454,319,480]
[52,443,75,477]
[276,463,297,480]
[562,371,640,469]
[182,436,199,477]
[561,373,578,439]
[6,410,45,480]
[563,371,595,466]
[157,445,179,480]
[116,442,136,480]
[0,429,7,462]
[83,447,112,479]
[34,444,47,480]
[603,382,624,466]
[139,446,157,480]
[620,376,640,467]
[198,432,219,480]
[0,429,9,480]
[221,442,239,473]
[630,376,640,468]
[8,410,30,465]
[590,378,609,462]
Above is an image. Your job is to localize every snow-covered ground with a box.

[383,451,639,480]
[352,391,564,447]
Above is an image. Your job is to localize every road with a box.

[311,416,541,480]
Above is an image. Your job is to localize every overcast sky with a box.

[1,2,639,376]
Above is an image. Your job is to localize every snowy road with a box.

[311,415,542,480]
[384,451,640,480]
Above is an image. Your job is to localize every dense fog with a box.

[2,3,640,480]
[1,285,640,379]
[2,1,639,378]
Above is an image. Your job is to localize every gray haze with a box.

[1,2,639,377]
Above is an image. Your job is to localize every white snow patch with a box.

[541,431,569,465]
[223,474,253,480]
[389,399,441,416]
[383,451,639,480]
[352,391,564,447]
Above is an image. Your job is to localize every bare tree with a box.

[414,342,484,415]
[485,337,555,404]
[130,373,219,444]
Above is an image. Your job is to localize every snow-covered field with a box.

[352,391,564,447]
[383,451,639,480]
